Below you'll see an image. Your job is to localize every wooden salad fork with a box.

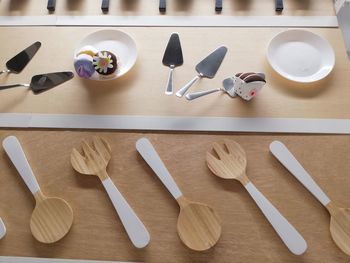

[206,140,307,255]
[270,141,350,255]
[70,137,150,248]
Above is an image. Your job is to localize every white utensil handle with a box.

[185,88,220,100]
[176,75,200,97]
[245,182,307,255]
[0,256,126,263]
[136,138,182,199]
[269,141,331,206]
[0,218,6,240]
[2,136,40,194]
[102,178,150,248]
[165,67,174,95]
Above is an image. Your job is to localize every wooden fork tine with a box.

[224,140,246,159]
[82,140,95,160]
[92,136,111,160]
[71,148,90,174]
[206,152,221,175]
[213,142,228,160]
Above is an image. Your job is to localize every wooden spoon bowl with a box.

[177,197,221,251]
[31,194,73,243]
[327,204,350,255]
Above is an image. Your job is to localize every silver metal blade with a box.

[195,46,227,78]
[335,0,350,60]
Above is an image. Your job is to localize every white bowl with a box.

[74,29,137,81]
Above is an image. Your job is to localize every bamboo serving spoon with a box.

[270,141,350,255]
[70,137,150,249]
[206,140,307,255]
[136,138,221,251]
[2,136,73,243]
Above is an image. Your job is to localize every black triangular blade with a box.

[195,46,227,79]
[162,33,183,67]
[31,71,74,94]
[6,41,41,73]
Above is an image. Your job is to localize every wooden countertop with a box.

[1,1,350,262]
[0,130,350,262]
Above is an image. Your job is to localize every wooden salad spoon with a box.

[206,140,307,255]
[270,141,350,255]
[2,136,73,243]
[70,136,150,249]
[136,138,221,251]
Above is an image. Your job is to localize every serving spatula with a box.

[101,0,109,13]
[159,0,166,12]
[0,71,74,94]
[270,140,350,255]
[1,41,41,75]
[0,218,5,240]
[47,0,56,11]
[162,33,183,95]
[176,46,227,97]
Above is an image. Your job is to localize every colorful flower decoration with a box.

[93,51,117,75]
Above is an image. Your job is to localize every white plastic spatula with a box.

[0,218,6,239]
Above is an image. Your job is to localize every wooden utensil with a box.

[0,218,5,240]
[270,140,350,255]
[2,136,73,243]
[206,140,307,255]
[136,138,221,251]
[70,137,150,248]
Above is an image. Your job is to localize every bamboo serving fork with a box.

[270,141,350,255]
[70,137,150,248]
[3,136,73,243]
[206,140,307,255]
[136,138,221,251]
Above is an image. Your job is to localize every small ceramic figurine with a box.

[74,45,118,80]
[92,51,117,75]
[185,72,266,101]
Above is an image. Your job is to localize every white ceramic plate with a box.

[267,30,335,83]
[74,29,137,81]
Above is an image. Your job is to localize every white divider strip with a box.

[0,16,57,26]
[1,113,350,134]
[0,16,338,28]
[56,16,339,27]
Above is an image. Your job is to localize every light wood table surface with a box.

[0,1,349,262]
[0,0,336,17]
[0,27,349,119]
[0,130,350,262]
